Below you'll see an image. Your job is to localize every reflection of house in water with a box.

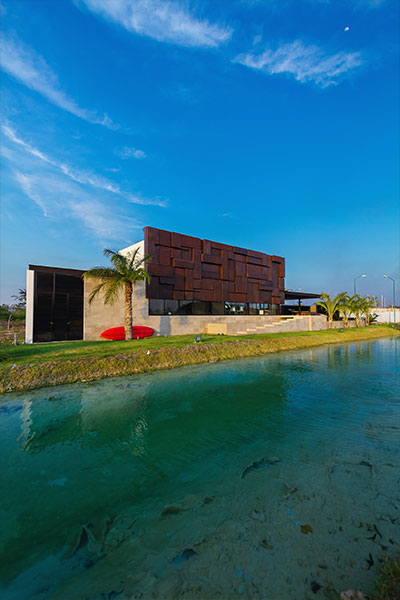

[18,393,84,453]
[18,385,150,456]
[78,383,150,456]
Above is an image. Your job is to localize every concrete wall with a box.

[372,308,400,323]
[84,279,126,341]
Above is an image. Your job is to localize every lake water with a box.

[0,338,399,599]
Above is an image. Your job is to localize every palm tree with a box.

[351,294,364,327]
[83,248,151,341]
[316,292,347,328]
[338,293,353,328]
[360,295,377,326]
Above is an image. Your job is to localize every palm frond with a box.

[85,246,152,313]
[127,247,141,271]
[87,281,107,305]
[134,252,152,270]
[83,267,118,280]
[103,278,124,305]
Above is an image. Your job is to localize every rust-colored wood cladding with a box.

[144,227,285,304]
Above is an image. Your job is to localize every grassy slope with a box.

[0,325,398,393]
[1,326,396,368]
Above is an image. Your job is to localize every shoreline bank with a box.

[1,326,398,394]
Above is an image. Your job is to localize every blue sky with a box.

[1,0,399,304]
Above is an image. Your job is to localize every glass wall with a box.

[149,299,280,316]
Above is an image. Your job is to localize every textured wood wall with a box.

[144,227,285,304]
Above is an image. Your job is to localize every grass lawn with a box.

[0,326,393,368]
[0,325,398,393]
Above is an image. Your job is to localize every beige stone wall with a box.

[84,278,126,341]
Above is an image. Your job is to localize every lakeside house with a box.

[25,226,321,343]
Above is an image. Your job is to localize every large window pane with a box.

[193,301,209,315]
[211,302,224,315]
[177,300,193,315]
[165,299,179,315]
[149,299,164,315]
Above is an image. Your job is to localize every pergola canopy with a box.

[284,291,321,301]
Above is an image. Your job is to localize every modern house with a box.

[25,226,321,343]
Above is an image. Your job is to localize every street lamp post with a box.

[353,274,366,295]
[384,275,396,323]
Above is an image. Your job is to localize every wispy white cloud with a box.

[12,170,140,240]
[14,171,49,216]
[0,34,117,128]
[79,0,232,48]
[117,146,147,160]
[234,40,362,87]
[2,125,165,206]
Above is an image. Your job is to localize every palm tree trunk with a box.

[125,282,133,340]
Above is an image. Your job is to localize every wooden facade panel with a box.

[180,247,192,260]
[173,258,194,269]
[175,268,185,290]
[201,263,220,276]
[159,247,171,266]
[181,234,202,251]
[235,261,245,278]
[171,232,182,248]
[247,255,262,266]
[173,290,185,300]
[197,289,214,301]
[184,270,193,291]
[158,229,171,246]
[260,281,273,291]
[144,227,285,304]
[202,239,211,255]
[201,278,214,290]
[148,264,174,277]
[201,254,223,265]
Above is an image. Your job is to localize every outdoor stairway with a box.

[234,315,307,336]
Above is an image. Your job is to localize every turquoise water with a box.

[0,338,399,599]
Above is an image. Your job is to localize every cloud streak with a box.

[234,40,362,87]
[79,0,232,48]
[0,34,117,128]
[12,170,141,240]
[117,146,147,160]
[2,125,165,206]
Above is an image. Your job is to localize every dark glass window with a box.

[33,270,83,342]
[193,301,210,315]
[211,302,224,315]
[177,300,193,315]
[56,274,83,294]
[249,303,258,315]
[36,272,53,293]
[149,299,164,315]
[165,299,179,315]
[148,299,279,316]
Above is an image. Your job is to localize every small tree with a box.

[338,293,353,328]
[351,294,364,327]
[316,292,347,328]
[83,248,151,341]
[360,295,377,326]
[12,288,26,309]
